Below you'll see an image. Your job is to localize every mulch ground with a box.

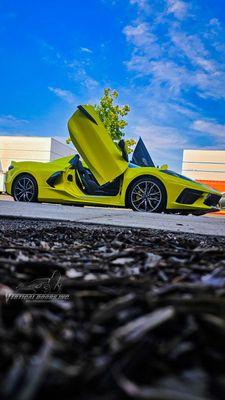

[1,218,225,400]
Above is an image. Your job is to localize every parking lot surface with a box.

[1,199,225,236]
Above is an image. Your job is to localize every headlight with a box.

[8,165,14,171]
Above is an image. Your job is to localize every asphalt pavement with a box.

[1,200,225,236]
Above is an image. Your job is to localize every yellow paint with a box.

[5,154,220,212]
[5,105,221,213]
[68,105,128,185]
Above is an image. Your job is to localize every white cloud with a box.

[192,120,225,140]
[0,115,28,128]
[83,76,99,90]
[166,0,189,20]
[123,17,225,100]
[123,0,225,167]
[127,54,225,99]
[48,87,76,104]
[168,103,199,119]
[67,64,99,91]
[170,30,216,72]
[209,18,221,28]
[126,57,190,94]
[129,0,150,12]
[80,47,93,54]
[123,22,161,57]
[204,18,223,45]
[131,121,189,170]
[39,40,61,63]
[194,70,225,100]
[134,123,188,149]
[41,41,99,96]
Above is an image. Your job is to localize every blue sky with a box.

[0,0,225,171]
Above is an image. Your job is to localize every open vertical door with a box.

[68,105,128,185]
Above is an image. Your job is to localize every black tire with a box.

[12,174,38,202]
[126,176,167,212]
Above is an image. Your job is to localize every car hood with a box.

[159,169,221,195]
[68,105,128,185]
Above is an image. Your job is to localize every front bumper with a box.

[165,179,221,212]
[176,189,221,207]
[204,193,222,207]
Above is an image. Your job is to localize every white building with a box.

[182,149,225,193]
[0,136,74,192]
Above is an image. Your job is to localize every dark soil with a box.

[1,218,225,400]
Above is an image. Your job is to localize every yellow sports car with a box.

[5,105,221,214]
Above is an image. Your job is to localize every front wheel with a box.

[126,177,167,212]
[12,174,38,202]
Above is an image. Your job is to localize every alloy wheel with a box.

[14,176,36,202]
[130,180,162,212]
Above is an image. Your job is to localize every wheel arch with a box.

[125,174,167,208]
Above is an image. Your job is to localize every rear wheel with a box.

[126,176,167,212]
[12,174,38,202]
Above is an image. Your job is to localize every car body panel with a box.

[5,104,221,213]
[5,155,221,213]
[68,105,128,185]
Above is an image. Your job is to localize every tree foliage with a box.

[67,88,135,153]
[94,88,130,141]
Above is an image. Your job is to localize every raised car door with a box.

[68,105,128,185]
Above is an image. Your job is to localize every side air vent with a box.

[46,171,63,188]
[176,188,203,205]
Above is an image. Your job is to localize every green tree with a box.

[67,88,135,153]
[94,88,130,141]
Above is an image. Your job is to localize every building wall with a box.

[197,180,225,192]
[182,149,225,193]
[0,136,73,172]
[50,138,73,161]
